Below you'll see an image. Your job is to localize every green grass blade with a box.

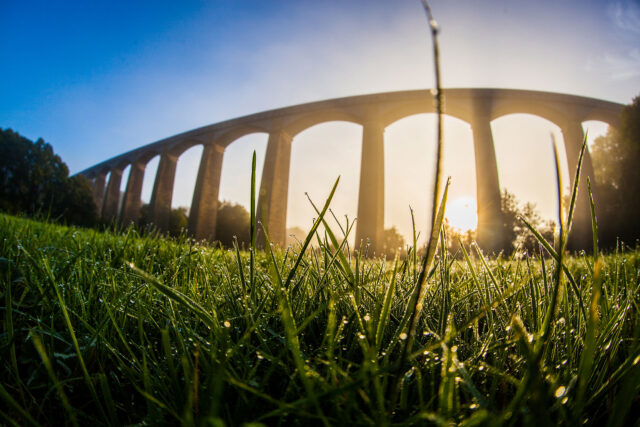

[128,263,218,331]
[566,133,587,237]
[283,176,340,289]
[587,178,599,261]
[31,332,79,427]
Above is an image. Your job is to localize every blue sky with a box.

[1,0,639,241]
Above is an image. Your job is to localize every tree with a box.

[381,226,406,259]
[500,189,555,255]
[138,204,189,237]
[215,201,250,248]
[0,128,97,226]
[591,95,640,248]
[169,207,188,237]
[442,219,475,257]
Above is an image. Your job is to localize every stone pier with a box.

[470,104,504,253]
[189,143,225,240]
[149,152,178,231]
[102,168,123,221]
[120,162,146,225]
[355,118,385,254]
[256,129,293,247]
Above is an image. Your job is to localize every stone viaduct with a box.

[78,88,623,253]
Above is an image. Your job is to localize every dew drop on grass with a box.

[633,354,640,366]
[224,321,231,328]
[363,314,371,322]
[555,385,566,398]
[399,333,408,340]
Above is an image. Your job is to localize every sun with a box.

[446,197,477,232]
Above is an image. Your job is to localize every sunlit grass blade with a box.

[566,133,587,237]
[587,178,599,260]
[520,215,587,321]
[391,178,450,407]
[535,135,567,356]
[250,151,256,293]
[576,257,602,413]
[128,263,218,331]
[438,315,458,419]
[375,256,399,350]
[283,177,340,289]
[306,194,355,287]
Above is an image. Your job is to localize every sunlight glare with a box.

[446,197,477,232]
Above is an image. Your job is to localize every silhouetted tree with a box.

[215,201,250,248]
[381,226,406,259]
[169,207,188,237]
[138,203,189,237]
[0,128,97,226]
[442,219,475,257]
[500,189,555,255]
[591,95,640,248]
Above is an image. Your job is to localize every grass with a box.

[1,203,640,425]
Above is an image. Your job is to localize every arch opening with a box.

[491,113,564,223]
[140,155,160,205]
[219,133,268,212]
[172,145,204,211]
[286,121,362,246]
[385,113,476,248]
[117,164,131,217]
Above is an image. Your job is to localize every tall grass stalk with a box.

[390,1,448,408]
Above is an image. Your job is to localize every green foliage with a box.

[215,201,250,247]
[591,95,640,248]
[0,128,97,226]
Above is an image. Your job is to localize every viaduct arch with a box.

[78,88,623,253]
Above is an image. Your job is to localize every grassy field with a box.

[1,210,639,426]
